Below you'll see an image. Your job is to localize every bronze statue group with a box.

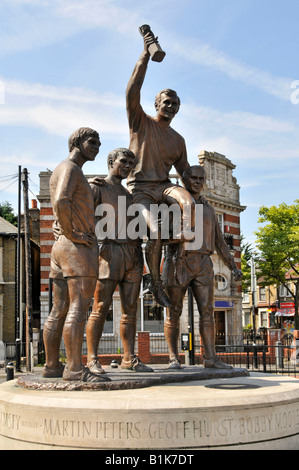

[42,29,242,383]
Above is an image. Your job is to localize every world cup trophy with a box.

[139,24,166,62]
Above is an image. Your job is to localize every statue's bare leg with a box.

[119,280,153,372]
[86,279,117,374]
[42,278,69,377]
[191,281,232,369]
[62,277,111,381]
[164,285,187,369]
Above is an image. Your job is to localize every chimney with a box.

[31,199,37,209]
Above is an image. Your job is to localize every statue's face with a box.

[184,167,205,195]
[156,93,180,122]
[79,135,101,161]
[111,153,135,179]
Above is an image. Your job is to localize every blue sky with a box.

[0,0,298,245]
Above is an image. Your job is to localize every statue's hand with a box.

[88,177,107,187]
[143,31,156,50]
[233,268,243,282]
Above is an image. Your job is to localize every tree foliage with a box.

[0,201,18,226]
[254,200,299,327]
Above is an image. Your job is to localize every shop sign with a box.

[214,301,234,308]
[280,302,294,308]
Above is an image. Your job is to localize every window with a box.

[243,289,250,303]
[279,284,293,297]
[214,274,228,291]
[259,287,266,302]
[260,310,268,327]
[216,213,224,232]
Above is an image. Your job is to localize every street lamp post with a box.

[251,257,259,368]
[251,257,257,343]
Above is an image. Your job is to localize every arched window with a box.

[214,274,228,291]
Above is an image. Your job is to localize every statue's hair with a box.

[68,127,100,152]
[107,148,136,168]
[154,89,180,112]
[182,165,206,182]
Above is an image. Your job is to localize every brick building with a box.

[37,150,245,356]
[242,276,297,333]
[0,206,40,363]
[0,217,18,349]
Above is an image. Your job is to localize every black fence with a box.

[194,343,298,377]
[2,334,299,377]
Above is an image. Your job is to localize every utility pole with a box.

[22,168,32,371]
[16,165,22,371]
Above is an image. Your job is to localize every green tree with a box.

[255,200,299,329]
[0,201,18,226]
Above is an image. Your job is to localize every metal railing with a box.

[194,342,298,376]
[2,335,298,377]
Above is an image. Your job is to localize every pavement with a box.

[0,364,42,384]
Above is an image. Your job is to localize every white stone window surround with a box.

[215,273,228,291]
[216,213,224,233]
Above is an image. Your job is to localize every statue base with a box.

[0,366,298,450]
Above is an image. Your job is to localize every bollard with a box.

[16,339,21,372]
[185,350,190,366]
[6,362,14,381]
[275,341,283,369]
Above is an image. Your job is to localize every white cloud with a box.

[0,1,294,103]
[180,104,294,133]
[3,78,124,107]
[1,77,295,149]
[0,151,41,168]
[172,100,299,167]
[55,0,140,34]
[0,103,127,138]
[0,78,127,138]
[170,38,293,101]
[0,0,140,56]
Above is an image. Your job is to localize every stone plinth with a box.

[0,366,299,450]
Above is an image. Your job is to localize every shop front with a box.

[275,302,295,340]
[214,300,234,348]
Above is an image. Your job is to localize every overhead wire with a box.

[0,173,18,183]
[0,174,18,193]
[0,172,39,200]
[28,187,37,199]
[0,173,18,178]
